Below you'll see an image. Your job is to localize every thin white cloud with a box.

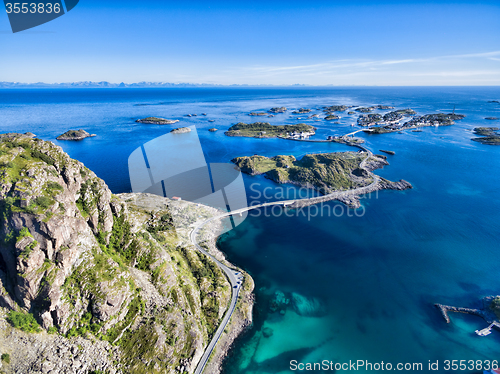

[240,50,500,75]
[230,49,500,85]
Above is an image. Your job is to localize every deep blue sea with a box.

[1,87,499,373]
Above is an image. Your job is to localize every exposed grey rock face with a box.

[0,310,120,374]
[0,134,254,374]
[0,134,128,332]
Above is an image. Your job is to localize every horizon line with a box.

[1,81,500,88]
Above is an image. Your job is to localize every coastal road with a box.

[190,201,293,374]
[191,144,376,374]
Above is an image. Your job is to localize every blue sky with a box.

[1,0,499,85]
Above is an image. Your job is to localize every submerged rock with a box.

[291,292,327,317]
[262,327,274,338]
[269,290,289,313]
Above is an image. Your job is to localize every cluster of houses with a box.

[286,131,315,139]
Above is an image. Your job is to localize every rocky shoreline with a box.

[290,178,412,209]
[232,151,412,209]
[225,122,316,138]
[117,194,256,374]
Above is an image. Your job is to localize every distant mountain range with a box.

[0,81,310,88]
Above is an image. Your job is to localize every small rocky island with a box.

[380,150,395,155]
[135,117,180,125]
[208,128,218,132]
[268,107,287,113]
[170,127,191,134]
[232,152,412,208]
[323,105,353,112]
[325,114,340,121]
[292,108,311,114]
[56,129,96,140]
[248,112,267,116]
[225,122,316,138]
[472,127,500,145]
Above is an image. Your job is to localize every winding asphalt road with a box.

[192,144,376,374]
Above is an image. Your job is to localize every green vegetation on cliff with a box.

[325,114,340,121]
[225,122,315,138]
[7,311,41,333]
[0,133,251,373]
[323,105,351,112]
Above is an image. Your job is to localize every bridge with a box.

[192,142,377,374]
[344,128,374,137]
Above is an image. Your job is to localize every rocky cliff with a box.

[0,133,254,374]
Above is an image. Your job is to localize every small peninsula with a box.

[355,107,374,113]
[56,129,96,140]
[232,151,412,208]
[135,117,180,125]
[225,122,316,138]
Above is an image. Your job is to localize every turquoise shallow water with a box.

[1,87,499,373]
